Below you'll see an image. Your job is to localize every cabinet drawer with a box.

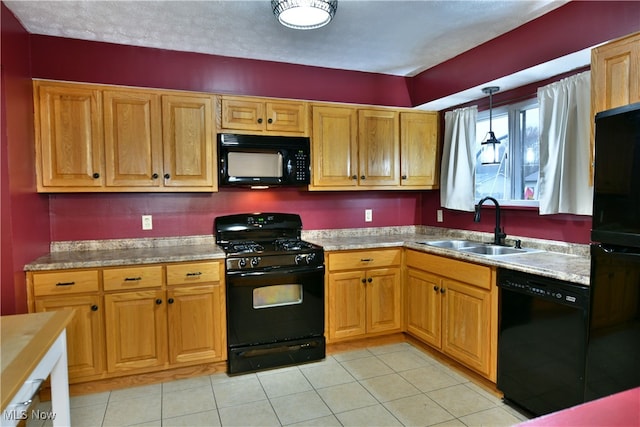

[103,265,163,291]
[32,270,99,296]
[329,249,401,271]
[406,250,492,290]
[166,262,221,286]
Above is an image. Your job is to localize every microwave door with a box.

[227,152,284,184]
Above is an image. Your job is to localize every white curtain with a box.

[538,71,592,215]
[440,106,477,211]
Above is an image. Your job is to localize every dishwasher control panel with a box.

[498,269,590,308]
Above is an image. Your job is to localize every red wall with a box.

[1,3,51,315]
[49,189,423,241]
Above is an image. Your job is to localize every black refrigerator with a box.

[588,101,640,401]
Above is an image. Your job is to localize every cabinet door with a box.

[35,295,105,381]
[358,109,400,186]
[591,32,640,115]
[103,90,163,187]
[400,111,439,188]
[162,94,215,188]
[266,101,308,134]
[221,97,265,131]
[328,271,367,340]
[35,82,104,189]
[441,279,492,377]
[311,106,359,188]
[405,268,442,348]
[167,284,226,364]
[366,267,401,334]
[104,290,168,373]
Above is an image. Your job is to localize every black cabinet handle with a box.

[351,175,357,180]
[55,281,75,287]
[186,272,202,277]
[367,277,373,283]
[267,118,273,124]
[440,288,446,294]
[124,277,142,282]
[168,298,174,304]
[155,299,162,305]
[433,286,439,292]
[361,175,366,180]
[152,173,159,179]
[164,173,171,179]
[361,278,366,284]
[92,173,100,179]
[402,175,407,180]
[91,305,98,311]
[257,118,263,124]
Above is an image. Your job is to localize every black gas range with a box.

[215,213,325,374]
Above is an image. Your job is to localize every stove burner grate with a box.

[228,241,264,253]
[273,238,314,251]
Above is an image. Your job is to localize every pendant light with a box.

[480,86,501,165]
[272,0,338,30]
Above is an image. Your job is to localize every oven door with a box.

[226,265,325,348]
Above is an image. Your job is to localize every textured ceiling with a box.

[5,0,569,77]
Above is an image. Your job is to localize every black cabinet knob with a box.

[367,277,373,283]
[92,172,100,179]
[402,175,407,180]
[267,118,273,124]
[91,305,98,311]
[168,298,174,304]
[257,118,263,124]
[433,286,439,292]
[152,173,159,179]
[352,175,357,180]
[361,278,366,284]
[440,288,446,294]
[155,299,162,305]
[361,176,366,180]
[164,173,171,179]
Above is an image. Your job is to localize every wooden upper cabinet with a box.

[162,94,215,188]
[358,109,400,186]
[311,105,359,188]
[400,111,439,189]
[35,81,104,190]
[103,90,163,187]
[219,95,309,135]
[590,31,640,182]
[34,80,217,192]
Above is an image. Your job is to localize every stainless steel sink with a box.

[416,239,542,257]
[458,245,529,256]
[418,240,479,249]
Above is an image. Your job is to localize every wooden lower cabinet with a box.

[27,260,226,384]
[104,289,168,373]
[34,294,105,380]
[405,250,497,381]
[327,249,402,342]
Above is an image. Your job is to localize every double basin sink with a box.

[417,239,542,257]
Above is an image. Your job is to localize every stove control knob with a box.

[307,253,316,264]
[238,258,247,268]
[251,257,261,267]
[295,254,305,265]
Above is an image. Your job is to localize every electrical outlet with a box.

[142,215,153,230]
[365,209,373,222]
[436,209,443,223]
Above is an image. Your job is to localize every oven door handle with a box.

[227,265,325,278]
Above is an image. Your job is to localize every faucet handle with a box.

[514,239,522,249]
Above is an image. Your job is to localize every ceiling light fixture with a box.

[272,0,338,30]
[480,86,501,165]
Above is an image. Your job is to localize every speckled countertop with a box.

[24,226,591,286]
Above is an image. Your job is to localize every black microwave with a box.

[218,133,311,187]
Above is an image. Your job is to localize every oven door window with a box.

[228,152,283,178]
[253,284,302,309]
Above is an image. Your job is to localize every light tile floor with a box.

[28,342,529,426]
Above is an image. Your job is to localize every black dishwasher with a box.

[497,268,590,417]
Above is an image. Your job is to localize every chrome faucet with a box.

[474,197,507,245]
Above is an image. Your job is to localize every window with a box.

[475,99,540,206]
